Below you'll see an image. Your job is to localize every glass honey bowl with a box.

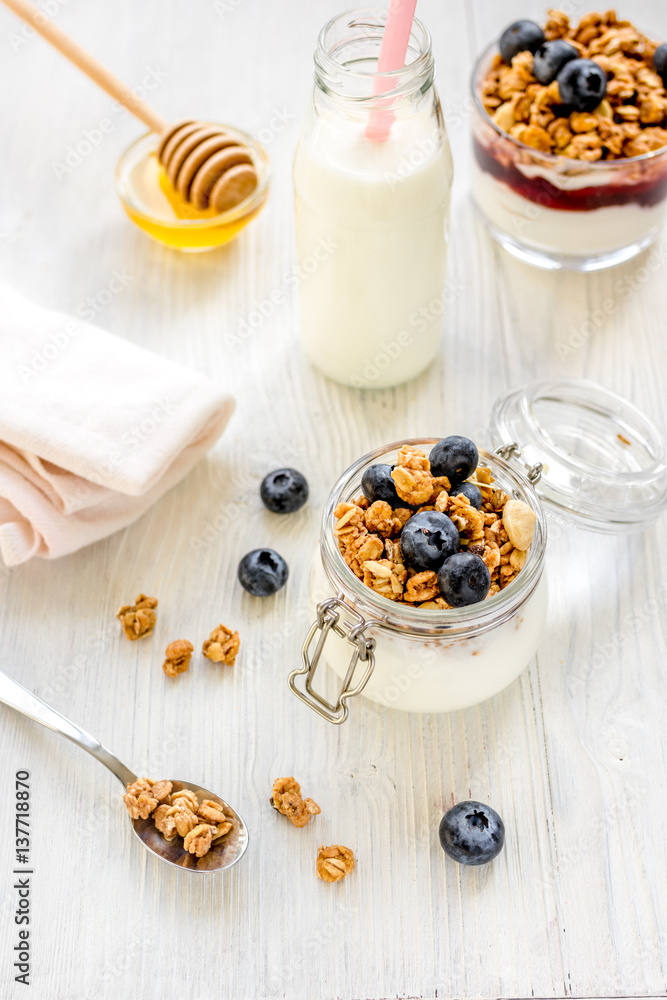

[115,126,270,252]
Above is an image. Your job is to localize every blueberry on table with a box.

[452,481,483,510]
[238,548,288,596]
[399,510,459,572]
[429,436,479,488]
[439,801,505,866]
[499,20,545,63]
[654,43,667,86]
[361,463,402,507]
[557,58,607,113]
[437,552,490,607]
[533,39,579,84]
[260,468,309,514]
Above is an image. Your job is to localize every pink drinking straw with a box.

[365,0,419,142]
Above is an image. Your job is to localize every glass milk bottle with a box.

[294,8,453,389]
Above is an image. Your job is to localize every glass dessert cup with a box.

[470,43,667,272]
[289,379,667,724]
[115,127,270,253]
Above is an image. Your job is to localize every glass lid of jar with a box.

[488,378,667,534]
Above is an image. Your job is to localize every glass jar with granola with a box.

[289,379,667,723]
[471,9,667,270]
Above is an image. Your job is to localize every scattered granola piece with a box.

[170,787,199,812]
[168,799,199,838]
[202,624,240,666]
[419,597,451,609]
[123,777,172,820]
[163,639,194,677]
[183,823,214,858]
[316,844,355,883]
[502,498,537,550]
[211,821,233,843]
[116,593,158,640]
[334,501,384,577]
[364,501,412,538]
[403,571,440,603]
[271,777,321,828]
[197,798,228,824]
[446,494,485,546]
[391,445,433,505]
[362,558,407,601]
[153,804,179,841]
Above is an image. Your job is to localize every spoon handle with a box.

[0,669,136,788]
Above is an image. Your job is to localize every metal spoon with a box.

[0,668,249,873]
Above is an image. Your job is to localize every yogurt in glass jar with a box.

[293,9,453,388]
[289,380,667,723]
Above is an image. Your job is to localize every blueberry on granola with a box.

[260,468,309,514]
[533,38,578,85]
[499,19,545,64]
[439,801,505,866]
[654,43,667,86]
[400,510,459,572]
[361,463,402,507]
[452,482,483,510]
[238,548,288,596]
[437,552,490,607]
[429,436,479,488]
[557,58,607,113]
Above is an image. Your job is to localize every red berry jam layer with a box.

[474,136,667,211]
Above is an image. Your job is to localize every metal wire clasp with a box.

[288,597,376,725]
[495,442,543,484]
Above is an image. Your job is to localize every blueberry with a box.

[260,468,309,514]
[557,58,607,113]
[499,20,545,63]
[238,548,288,596]
[437,552,490,607]
[533,38,578,84]
[429,436,479,488]
[654,42,667,86]
[439,801,505,866]
[361,463,402,508]
[452,482,483,510]
[399,511,459,572]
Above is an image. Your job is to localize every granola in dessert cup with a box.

[289,379,667,724]
[471,9,667,270]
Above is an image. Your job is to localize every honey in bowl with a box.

[115,129,270,252]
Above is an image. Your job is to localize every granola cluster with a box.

[116,594,158,640]
[270,776,321,828]
[123,778,233,859]
[202,624,240,665]
[316,844,355,883]
[163,639,194,677]
[480,9,667,159]
[334,445,536,607]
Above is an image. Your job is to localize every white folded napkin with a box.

[0,282,234,566]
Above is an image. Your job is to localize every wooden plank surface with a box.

[0,1,666,998]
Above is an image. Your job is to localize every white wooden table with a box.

[1,1,666,998]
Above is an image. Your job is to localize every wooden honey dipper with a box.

[2,0,259,213]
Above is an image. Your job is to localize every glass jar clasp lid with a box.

[495,442,543,484]
[288,596,377,725]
